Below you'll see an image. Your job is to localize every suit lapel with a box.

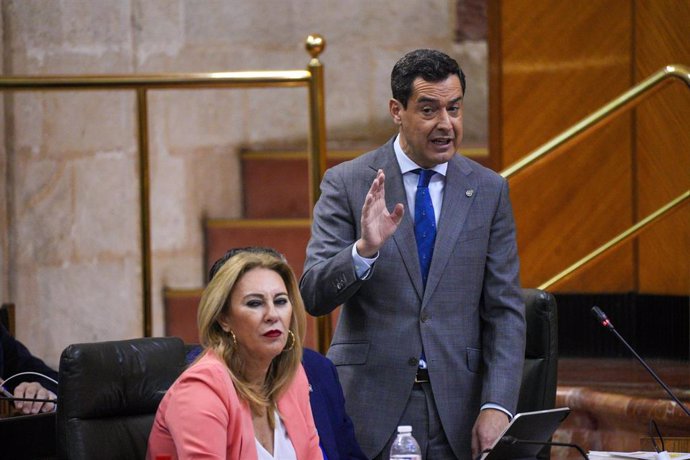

[423,154,477,302]
[370,142,425,300]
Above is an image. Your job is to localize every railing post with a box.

[136,88,153,337]
[305,34,331,354]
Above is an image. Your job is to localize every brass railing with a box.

[0,34,328,339]
[499,64,690,290]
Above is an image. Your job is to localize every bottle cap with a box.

[397,425,412,433]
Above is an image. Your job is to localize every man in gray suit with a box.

[300,49,525,460]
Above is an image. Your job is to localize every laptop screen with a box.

[480,407,571,460]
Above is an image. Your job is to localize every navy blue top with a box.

[302,348,367,460]
[0,322,58,393]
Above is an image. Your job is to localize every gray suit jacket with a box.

[300,138,526,459]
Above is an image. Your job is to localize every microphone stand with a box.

[501,435,589,460]
[591,306,690,419]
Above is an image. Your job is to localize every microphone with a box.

[590,306,690,418]
[501,435,588,460]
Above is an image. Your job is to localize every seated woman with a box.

[147,249,322,459]
[184,247,367,460]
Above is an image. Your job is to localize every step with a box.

[205,218,312,275]
[241,150,357,219]
[163,288,338,350]
[164,288,204,344]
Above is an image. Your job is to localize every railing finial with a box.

[305,34,325,61]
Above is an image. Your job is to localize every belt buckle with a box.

[414,368,429,384]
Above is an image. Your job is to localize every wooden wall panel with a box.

[490,0,635,291]
[635,0,690,295]
[510,123,634,291]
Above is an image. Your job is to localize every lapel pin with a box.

[465,189,474,197]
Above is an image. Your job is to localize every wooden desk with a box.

[552,358,690,459]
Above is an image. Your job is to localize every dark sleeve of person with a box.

[303,348,367,460]
[0,322,58,393]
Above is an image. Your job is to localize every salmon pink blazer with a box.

[147,351,323,460]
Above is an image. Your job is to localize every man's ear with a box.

[389,98,403,125]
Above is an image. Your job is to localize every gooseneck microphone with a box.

[591,306,690,418]
[501,435,588,460]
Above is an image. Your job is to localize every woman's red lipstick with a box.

[264,330,282,338]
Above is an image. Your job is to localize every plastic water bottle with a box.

[389,425,422,460]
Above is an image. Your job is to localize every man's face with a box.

[389,75,463,168]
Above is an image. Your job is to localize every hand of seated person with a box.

[13,381,57,415]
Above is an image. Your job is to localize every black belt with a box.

[415,367,429,383]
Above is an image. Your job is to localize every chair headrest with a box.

[58,337,186,419]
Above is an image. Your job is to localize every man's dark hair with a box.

[208,246,286,282]
[391,49,466,108]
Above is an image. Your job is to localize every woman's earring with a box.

[283,330,296,352]
[229,330,238,348]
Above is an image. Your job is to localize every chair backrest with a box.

[516,288,559,459]
[517,288,558,414]
[57,337,186,460]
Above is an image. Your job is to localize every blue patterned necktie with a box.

[414,169,436,287]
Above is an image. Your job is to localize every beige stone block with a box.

[183,0,294,47]
[61,1,132,50]
[5,1,62,54]
[136,38,308,73]
[6,1,133,72]
[156,250,205,290]
[290,0,455,46]
[188,146,241,219]
[243,87,310,147]
[136,43,241,73]
[290,0,452,46]
[73,153,139,258]
[289,0,370,44]
[33,92,135,157]
[134,0,185,67]
[150,90,245,152]
[15,51,134,74]
[13,157,74,266]
[149,153,196,251]
[352,0,452,45]
[318,43,382,142]
[12,93,44,151]
[15,257,142,367]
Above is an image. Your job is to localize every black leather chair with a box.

[516,288,559,458]
[57,337,186,460]
[517,288,558,414]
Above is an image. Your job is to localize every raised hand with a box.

[356,169,404,257]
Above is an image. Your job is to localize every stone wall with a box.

[0,0,488,367]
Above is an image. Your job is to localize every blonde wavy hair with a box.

[197,248,305,424]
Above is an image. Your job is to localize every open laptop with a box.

[480,407,571,460]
